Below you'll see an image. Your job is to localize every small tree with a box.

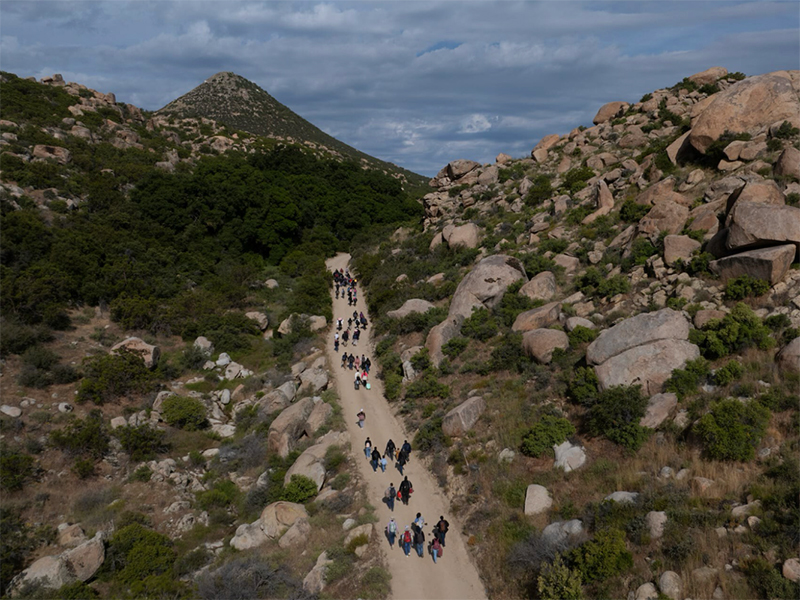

[586,385,649,451]
[694,399,770,461]
[161,396,209,431]
[538,555,584,600]
[521,415,576,458]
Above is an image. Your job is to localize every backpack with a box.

[403,531,412,544]
[388,521,397,534]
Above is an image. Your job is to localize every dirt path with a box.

[325,253,486,600]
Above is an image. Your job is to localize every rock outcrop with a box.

[442,396,486,437]
[110,337,160,369]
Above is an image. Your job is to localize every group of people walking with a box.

[364,437,413,477]
[333,268,359,306]
[385,514,450,563]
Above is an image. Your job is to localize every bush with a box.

[282,474,318,503]
[772,120,800,139]
[410,348,431,372]
[526,175,554,205]
[713,360,743,386]
[114,424,169,461]
[725,275,770,300]
[586,386,649,451]
[690,303,774,359]
[563,167,595,194]
[461,308,498,341]
[76,350,154,405]
[56,581,100,599]
[576,267,630,299]
[567,326,597,346]
[567,367,599,406]
[130,465,153,482]
[161,396,209,431]
[488,332,531,373]
[197,556,305,600]
[538,555,584,600]
[0,317,53,357]
[413,417,448,452]
[442,337,469,359]
[72,458,95,479]
[106,523,175,584]
[404,372,449,399]
[569,528,632,583]
[50,411,110,459]
[664,358,710,400]
[196,479,241,510]
[0,446,34,492]
[742,556,800,600]
[520,415,576,458]
[694,398,770,461]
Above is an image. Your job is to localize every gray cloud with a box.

[1,1,798,176]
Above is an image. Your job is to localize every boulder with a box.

[593,101,629,125]
[1,405,21,418]
[522,329,569,364]
[635,177,684,207]
[711,244,796,285]
[731,500,761,518]
[553,254,580,274]
[666,131,692,165]
[496,153,513,164]
[688,66,728,86]
[230,521,269,550]
[534,133,560,152]
[298,367,329,394]
[305,401,332,435]
[774,147,800,181]
[268,397,315,458]
[260,501,309,539]
[32,144,71,164]
[303,551,333,594]
[635,583,659,600]
[566,317,595,332]
[512,302,561,333]
[659,571,683,600]
[582,180,615,225]
[265,278,279,289]
[442,396,486,437]
[640,393,678,429]
[57,524,87,547]
[245,311,269,330]
[663,235,702,266]
[524,484,553,515]
[11,555,73,591]
[531,148,548,163]
[445,159,482,180]
[541,519,585,545]
[309,315,327,332]
[595,339,700,395]
[284,452,326,491]
[689,70,800,154]
[426,318,463,367]
[553,441,586,472]
[587,308,690,365]
[695,309,727,329]
[783,558,800,583]
[604,491,639,504]
[519,271,557,301]
[725,181,785,214]
[193,336,214,354]
[726,202,800,252]
[639,200,689,237]
[478,166,499,185]
[387,299,436,320]
[111,337,160,369]
[646,511,668,539]
[278,517,311,548]
[777,337,800,372]
[445,223,481,249]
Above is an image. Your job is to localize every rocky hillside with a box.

[157,71,428,192]
[351,67,800,599]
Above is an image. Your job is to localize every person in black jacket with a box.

[385,438,396,460]
[371,447,381,472]
[435,516,450,547]
[398,476,412,505]
[412,523,425,557]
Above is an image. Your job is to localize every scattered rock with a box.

[442,396,486,437]
[245,311,269,330]
[522,329,569,364]
[524,484,553,515]
[260,502,309,539]
[512,302,561,333]
[692,477,715,494]
[279,517,311,548]
[640,393,678,429]
[635,582,658,600]
[646,511,668,539]
[518,271,557,301]
[303,551,333,594]
[553,441,586,472]
[659,571,683,600]
[0,405,21,418]
[265,278,279,289]
[604,491,639,504]
[230,521,269,550]
[541,519,585,545]
[498,448,515,463]
[783,558,800,582]
[777,337,800,372]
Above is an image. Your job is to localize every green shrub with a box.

[742,556,800,600]
[690,303,774,359]
[523,253,558,277]
[520,415,576,457]
[106,523,175,584]
[50,411,110,459]
[383,371,403,401]
[568,367,599,406]
[331,473,351,491]
[569,528,632,583]
[76,350,154,405]
[282,475,318,503]
[772,120,800,139]
[404,372,449,399]
[442,337,469,359]
[563,167,595,194]
[567,326,598,346]
[628,237,658,266]
[413,417,448,452]
[0,446,34,492]
[724,275,770,300]
[488,332,531,373]
[381,307,448,336]
[576,267,630,299]
[410,348,431,373]
[130,465,153,483]
[764,314,792,331]
[664,358,710,400]
[713,360,743,386]
[694,398,770,461]
[360,566,392,599]
[56,581,100,599]
[196,479,241,510]
[526,175,554,205]
[72,458,95,479]
[538,555,584,600]
[620,202,648,227]
[461,308,498,341]
[0,317,53,357]
[586,386,649,451]
[161,396,209,431]
[114,424,169,461]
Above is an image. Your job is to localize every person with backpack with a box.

[371,447,381,472]
[379,453,387,473]
[386,518,398,548]
[385,482,396,512]
[341,352,348,369]
[399,476,412,505]
[385,439,396,460]
[364,437,372,459]
[436,516,450,547]
[401,439,412,459]
[401,526,412,557]
[396,448,408,475]
[342,329,349,346]
[412,523,425,557]
[354,370,361,390]
[430,535,442,564]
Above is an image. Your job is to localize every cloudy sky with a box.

[2,1,798,176]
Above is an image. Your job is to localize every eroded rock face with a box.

[111,337,160,369]
[709,244,796,285]
[442,396,486,437]
[587,308,689,366]
[267,397,315,458]
[689,70,800,154]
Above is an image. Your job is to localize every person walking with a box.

[414,512,425,528]
[371,447,381,472]
[396,448,408,475]
[436,516,450,547]
[399,476,412,505]
[401,526,412,557]
[356,409,366,428]
[385,482,396,512]
[386,518,398,548]
[413,523,425,557]
[380,453,388,473]
[401,439,412,460]
[430,536,442,564]
[385,439,396,460]
[364,437,372,459]
[342,329,349,346]
[341,352,348,368]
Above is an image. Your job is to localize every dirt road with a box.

[326,253,487,600]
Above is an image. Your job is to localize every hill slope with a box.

[157,71,427,191]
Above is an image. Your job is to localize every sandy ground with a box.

[326,253,487,600]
